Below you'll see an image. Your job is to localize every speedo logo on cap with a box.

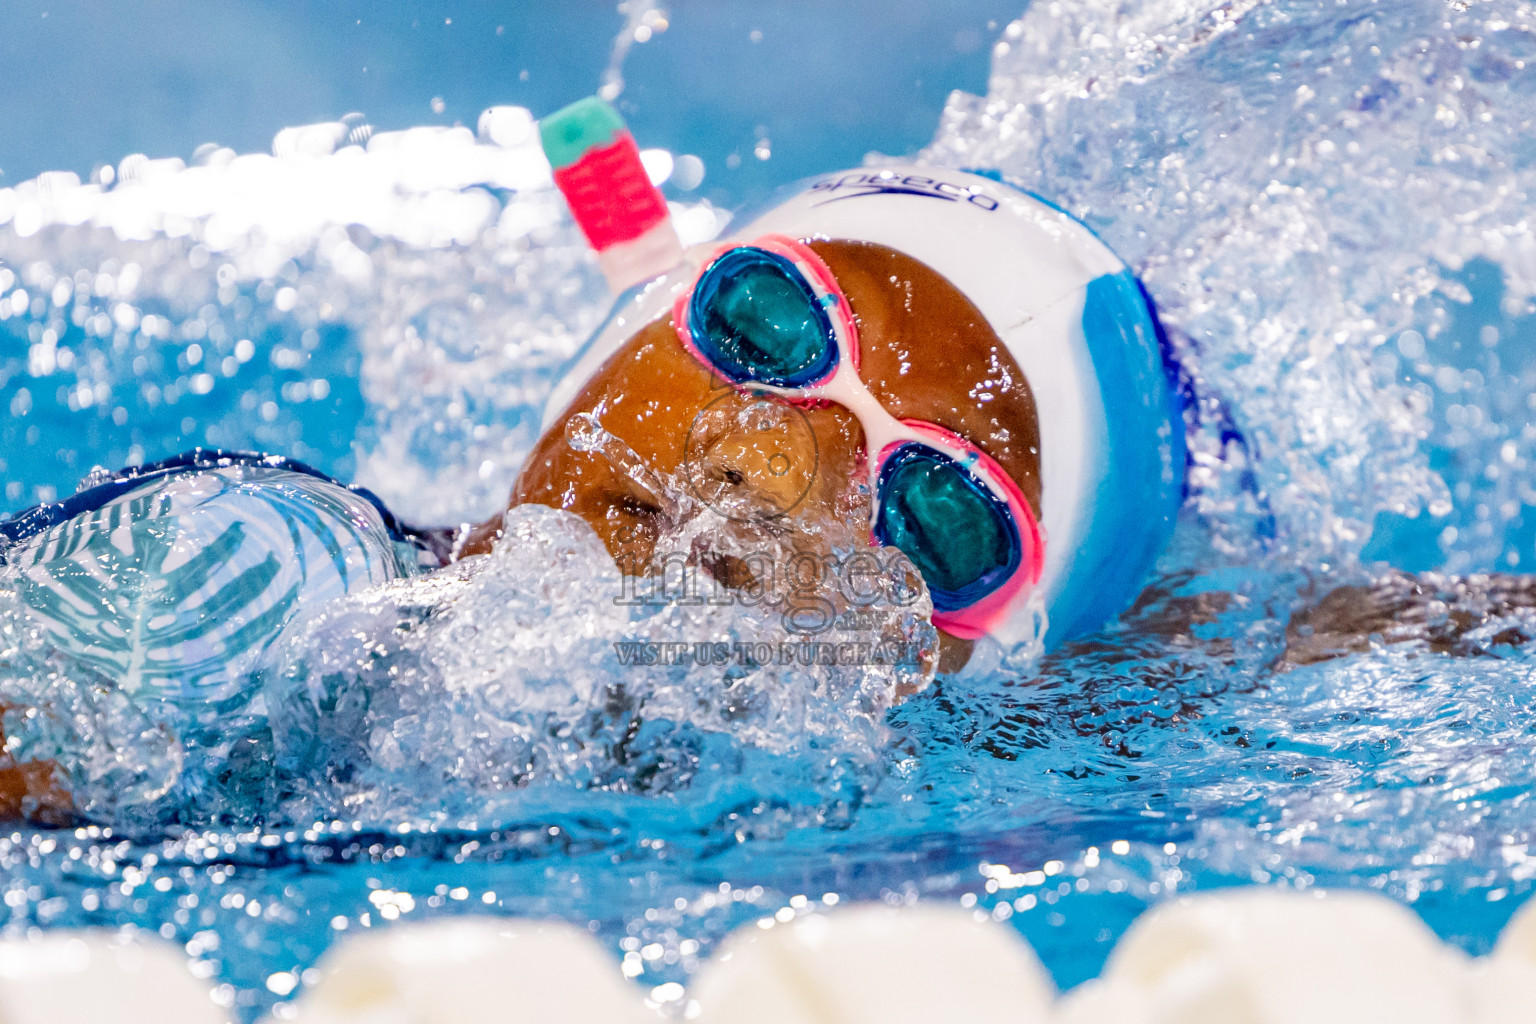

[808,171,1000,211]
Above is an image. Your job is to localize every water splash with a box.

[259,501,935,827]
[0,113,726,526]
[926,0,1536,568]
[565,408,690,524]
[599,1,671,102]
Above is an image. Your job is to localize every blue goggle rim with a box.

[687,246,840,388]
[872,443,1024,612]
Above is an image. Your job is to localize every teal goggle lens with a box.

[688,247,839,388]
[873,444,1022,611]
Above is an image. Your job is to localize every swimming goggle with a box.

[672,234,1043,639]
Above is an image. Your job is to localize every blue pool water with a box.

[5,0,1536,1017]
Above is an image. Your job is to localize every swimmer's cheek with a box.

[0,712,75,826]
[597,493,668,575]
[0,759,76,827]
[934,633,975,676]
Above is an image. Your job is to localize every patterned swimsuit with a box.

[0,451,438,709]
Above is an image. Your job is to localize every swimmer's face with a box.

[481,239,1042,652]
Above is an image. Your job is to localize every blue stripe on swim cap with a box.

[1046,270,1186,645]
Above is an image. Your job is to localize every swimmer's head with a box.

[477,102,1183,655]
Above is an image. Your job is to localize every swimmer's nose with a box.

[698,434,804,504]
[683,398,820,520]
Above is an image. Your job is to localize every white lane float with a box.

[1469,895,1536,1024]
[1,891,1535,1021]
[0,930,229,1024]
[291,917,655,1024]
[688,902,1055,1024]
[1056,888,1471,1024]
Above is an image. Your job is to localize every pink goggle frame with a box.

[671,234,1043,639]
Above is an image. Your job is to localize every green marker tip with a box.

[540,96,627,170]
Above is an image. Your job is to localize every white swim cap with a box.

[547,163,1185,648]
